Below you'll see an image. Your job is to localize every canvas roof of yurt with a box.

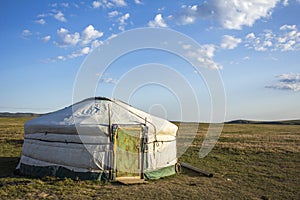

[25,97,178,142]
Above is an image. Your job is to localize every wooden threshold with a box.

[116,177,147,185]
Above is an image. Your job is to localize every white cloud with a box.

[35,18,46,25]
[55,28,80,47]
[190,5,198,11]
[108,10,120,18]
[277,73,300,83]
[92,1,102,8]
[220,35,242,49]
[183,44,222,69]
[245,31,271,51]
[50,45,95,62]
[118,13,130,31]
[280,24,296,31]
[80,46,91,54]
[50,2,69,8]
[177,0,280,30]
[37,13,47,18]
[57,28,68,35]
[99,77,118,84]
[180,16,196,25]
[111,0,127,7]
[52,25,105,61]
[177,5,198,25]
[92,0,126,8]
[60,3,69,8]
[91,40,104,50]
[215,0,279,29]
[119,13,130,24]
[267,83,300,91]
[81,25,104,45]
[107,33,118,40]
[54,11,67,22]
[246,33,256,40]
[158,7,166,12]
[42,35,51,42]
[245,25,300,52]
[134,0,142,4]
[282,0,289,6]
[22,29,32,37]
[57,55,66,61]
[55,25,103,47]
[148,14,168,28]
[68,47,91,59]
[266,73,300,91]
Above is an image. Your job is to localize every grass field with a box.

[0,117,299,199]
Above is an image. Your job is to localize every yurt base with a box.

[18,163,177,181]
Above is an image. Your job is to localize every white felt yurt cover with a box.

[17,97,178,180]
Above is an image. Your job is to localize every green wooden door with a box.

[114,126,142,178]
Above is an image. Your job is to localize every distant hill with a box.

[0,112,42,118]
[226,119,300,125]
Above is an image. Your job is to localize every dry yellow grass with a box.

[0,118,299,199]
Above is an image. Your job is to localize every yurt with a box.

[17,97,178,181]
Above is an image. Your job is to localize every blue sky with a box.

[0,0,300,122]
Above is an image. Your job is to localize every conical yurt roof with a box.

[25,97,177,141]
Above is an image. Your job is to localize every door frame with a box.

[111,124,147,180]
